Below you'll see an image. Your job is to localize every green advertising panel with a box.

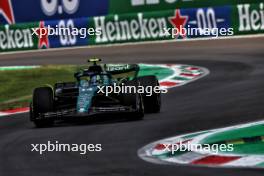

[232,2,264,35]
[88,11,174,45]
[0,22,39,52]
[109,0,262,14]
[88,5,233,45]
[0,2,263,53]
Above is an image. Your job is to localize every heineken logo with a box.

[94,10,191,43]
[238,3,264,31]
[0,25,34,50]
[94,13,169,43]
[93,7,230,43]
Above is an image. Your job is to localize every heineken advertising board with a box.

[88,6,231,44]
[0,22,38,52]
[0,3,263,52]
[0,0,261,25]
[232,3,264,35]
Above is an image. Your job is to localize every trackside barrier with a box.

[0,0,259,25]
[109,0,261,14]
[0,0,108,25]
[0,3,263,52]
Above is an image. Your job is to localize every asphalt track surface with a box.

[0,37,264,176]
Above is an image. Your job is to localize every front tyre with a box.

[31,87,55,128]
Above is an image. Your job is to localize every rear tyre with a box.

[31,87,54,128]
[121,79,144,120]
[137,76,161,113]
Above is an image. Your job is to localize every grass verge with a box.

[0,65,78,111]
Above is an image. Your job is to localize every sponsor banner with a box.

[0,17,92,52]
[0,0,108,25]
[88,6,231,44]
[109,0,261,14]
[0,3,263,52]
[233,3,264,35]
[44,18,88,48]
[0,22,38,52]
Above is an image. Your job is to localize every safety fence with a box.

[0,1,263,52]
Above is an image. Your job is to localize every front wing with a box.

[33,106,136,120]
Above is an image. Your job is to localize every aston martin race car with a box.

[30,59,161,127]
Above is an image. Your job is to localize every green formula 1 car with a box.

[30,59,161,127]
